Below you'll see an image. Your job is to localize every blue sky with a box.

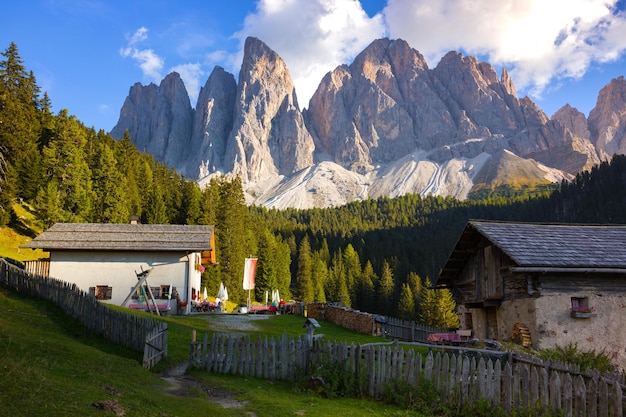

[3,0,626,133]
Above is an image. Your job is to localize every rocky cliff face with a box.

[191,66,237,177]
[111,72,193,170]
[588,76,626,156]
[111,37,624,209]
[223,37,314,182]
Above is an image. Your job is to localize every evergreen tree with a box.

[295,235,314,302]
[144,180,168,224]
[343,244,362,307]
[311,253,327,302]
[419,277,439,327]
[437,287,459,329]
[214,176,248,302]
[255,229,277,302]
[406,271,423,317]
[355,260,376,311]
[0,42,42,222]
[115,130,143,218]
[34,180,65,227]
[397,283,415,320]
[91,142,128,223]
[377,260,395,315]
[274,236,292,301]
[39,110,93,222]
[330,249,350,307]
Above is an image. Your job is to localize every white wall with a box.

[534,292,626,370]
[48,250,202,310]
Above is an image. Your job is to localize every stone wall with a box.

[306,303,378,335]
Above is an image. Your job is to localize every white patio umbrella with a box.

[223,286,229,301]
[203,287,208,302]
[217,282,226,300]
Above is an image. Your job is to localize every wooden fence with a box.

[190,334,624,416]
[380,315,446,342]
[143,322,168,369]
[0,258,167,368]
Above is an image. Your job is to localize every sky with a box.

[3,0,626,133]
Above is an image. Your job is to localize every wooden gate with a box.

[143,322,168,369]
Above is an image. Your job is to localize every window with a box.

[90,285,112,300]
[160,285,172,299]
[571,296,592,312]
[130,285,176,300]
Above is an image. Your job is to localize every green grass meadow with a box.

[0,287,437,417]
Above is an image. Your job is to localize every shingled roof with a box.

[22,223,215,252]
[438,220,626,284]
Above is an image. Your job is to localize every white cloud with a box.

[383,0,626,98]
[170,62,204,105]
[232,0,386,108]
[120,27,164,82]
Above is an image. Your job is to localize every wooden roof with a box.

[438,220,626,285]
[22,223,215,252]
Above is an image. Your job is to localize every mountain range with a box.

[111,37,626,209]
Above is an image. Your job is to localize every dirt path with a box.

[160,313,272,415]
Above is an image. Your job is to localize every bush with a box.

[299,358,367,399]
[539,342,617,374]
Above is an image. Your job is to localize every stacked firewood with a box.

[512,322,532,348]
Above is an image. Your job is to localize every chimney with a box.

[129,215,140,225]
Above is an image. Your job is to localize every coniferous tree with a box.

[397,283,415,320]
[377,260,395,315]
[296,235,314,302]
[255,229,277,302]
[355,260,376,311]
[214,176,248,302]
[274,236,292,301]
[115,131,143,218]
[419,277,439,327]
[39,110,93,222]
[330,249,351,307]
[0,43,42,222]
[144,180,168,224]
[343,244,362,307]
[91,142,128,223]
[437,287,459,329]
[311,253,327,302]
[406,271,423,318]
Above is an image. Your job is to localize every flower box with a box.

[570,311,597,318]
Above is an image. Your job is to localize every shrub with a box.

[539,342,617,374]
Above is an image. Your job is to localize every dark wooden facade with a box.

[437,221,626,368]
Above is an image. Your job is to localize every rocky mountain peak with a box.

[191,66,237,178]
[224,37,314,182]
[111,72,193,169]
[588,76,626,155]
[552,104,590,139]
[112,36,624,210]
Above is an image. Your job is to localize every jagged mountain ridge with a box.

[111,37,626,209]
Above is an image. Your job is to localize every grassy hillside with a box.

[1,287,435,417]
[1,203,47,262]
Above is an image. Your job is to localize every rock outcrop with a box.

[192,66,237,177]
[111,72,193,170]
[224,37,314,182]
[111,37,625,209]
[588,76,626,156]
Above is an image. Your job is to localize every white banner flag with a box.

[243,257,258,290]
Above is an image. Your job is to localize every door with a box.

[486,307,498,339]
